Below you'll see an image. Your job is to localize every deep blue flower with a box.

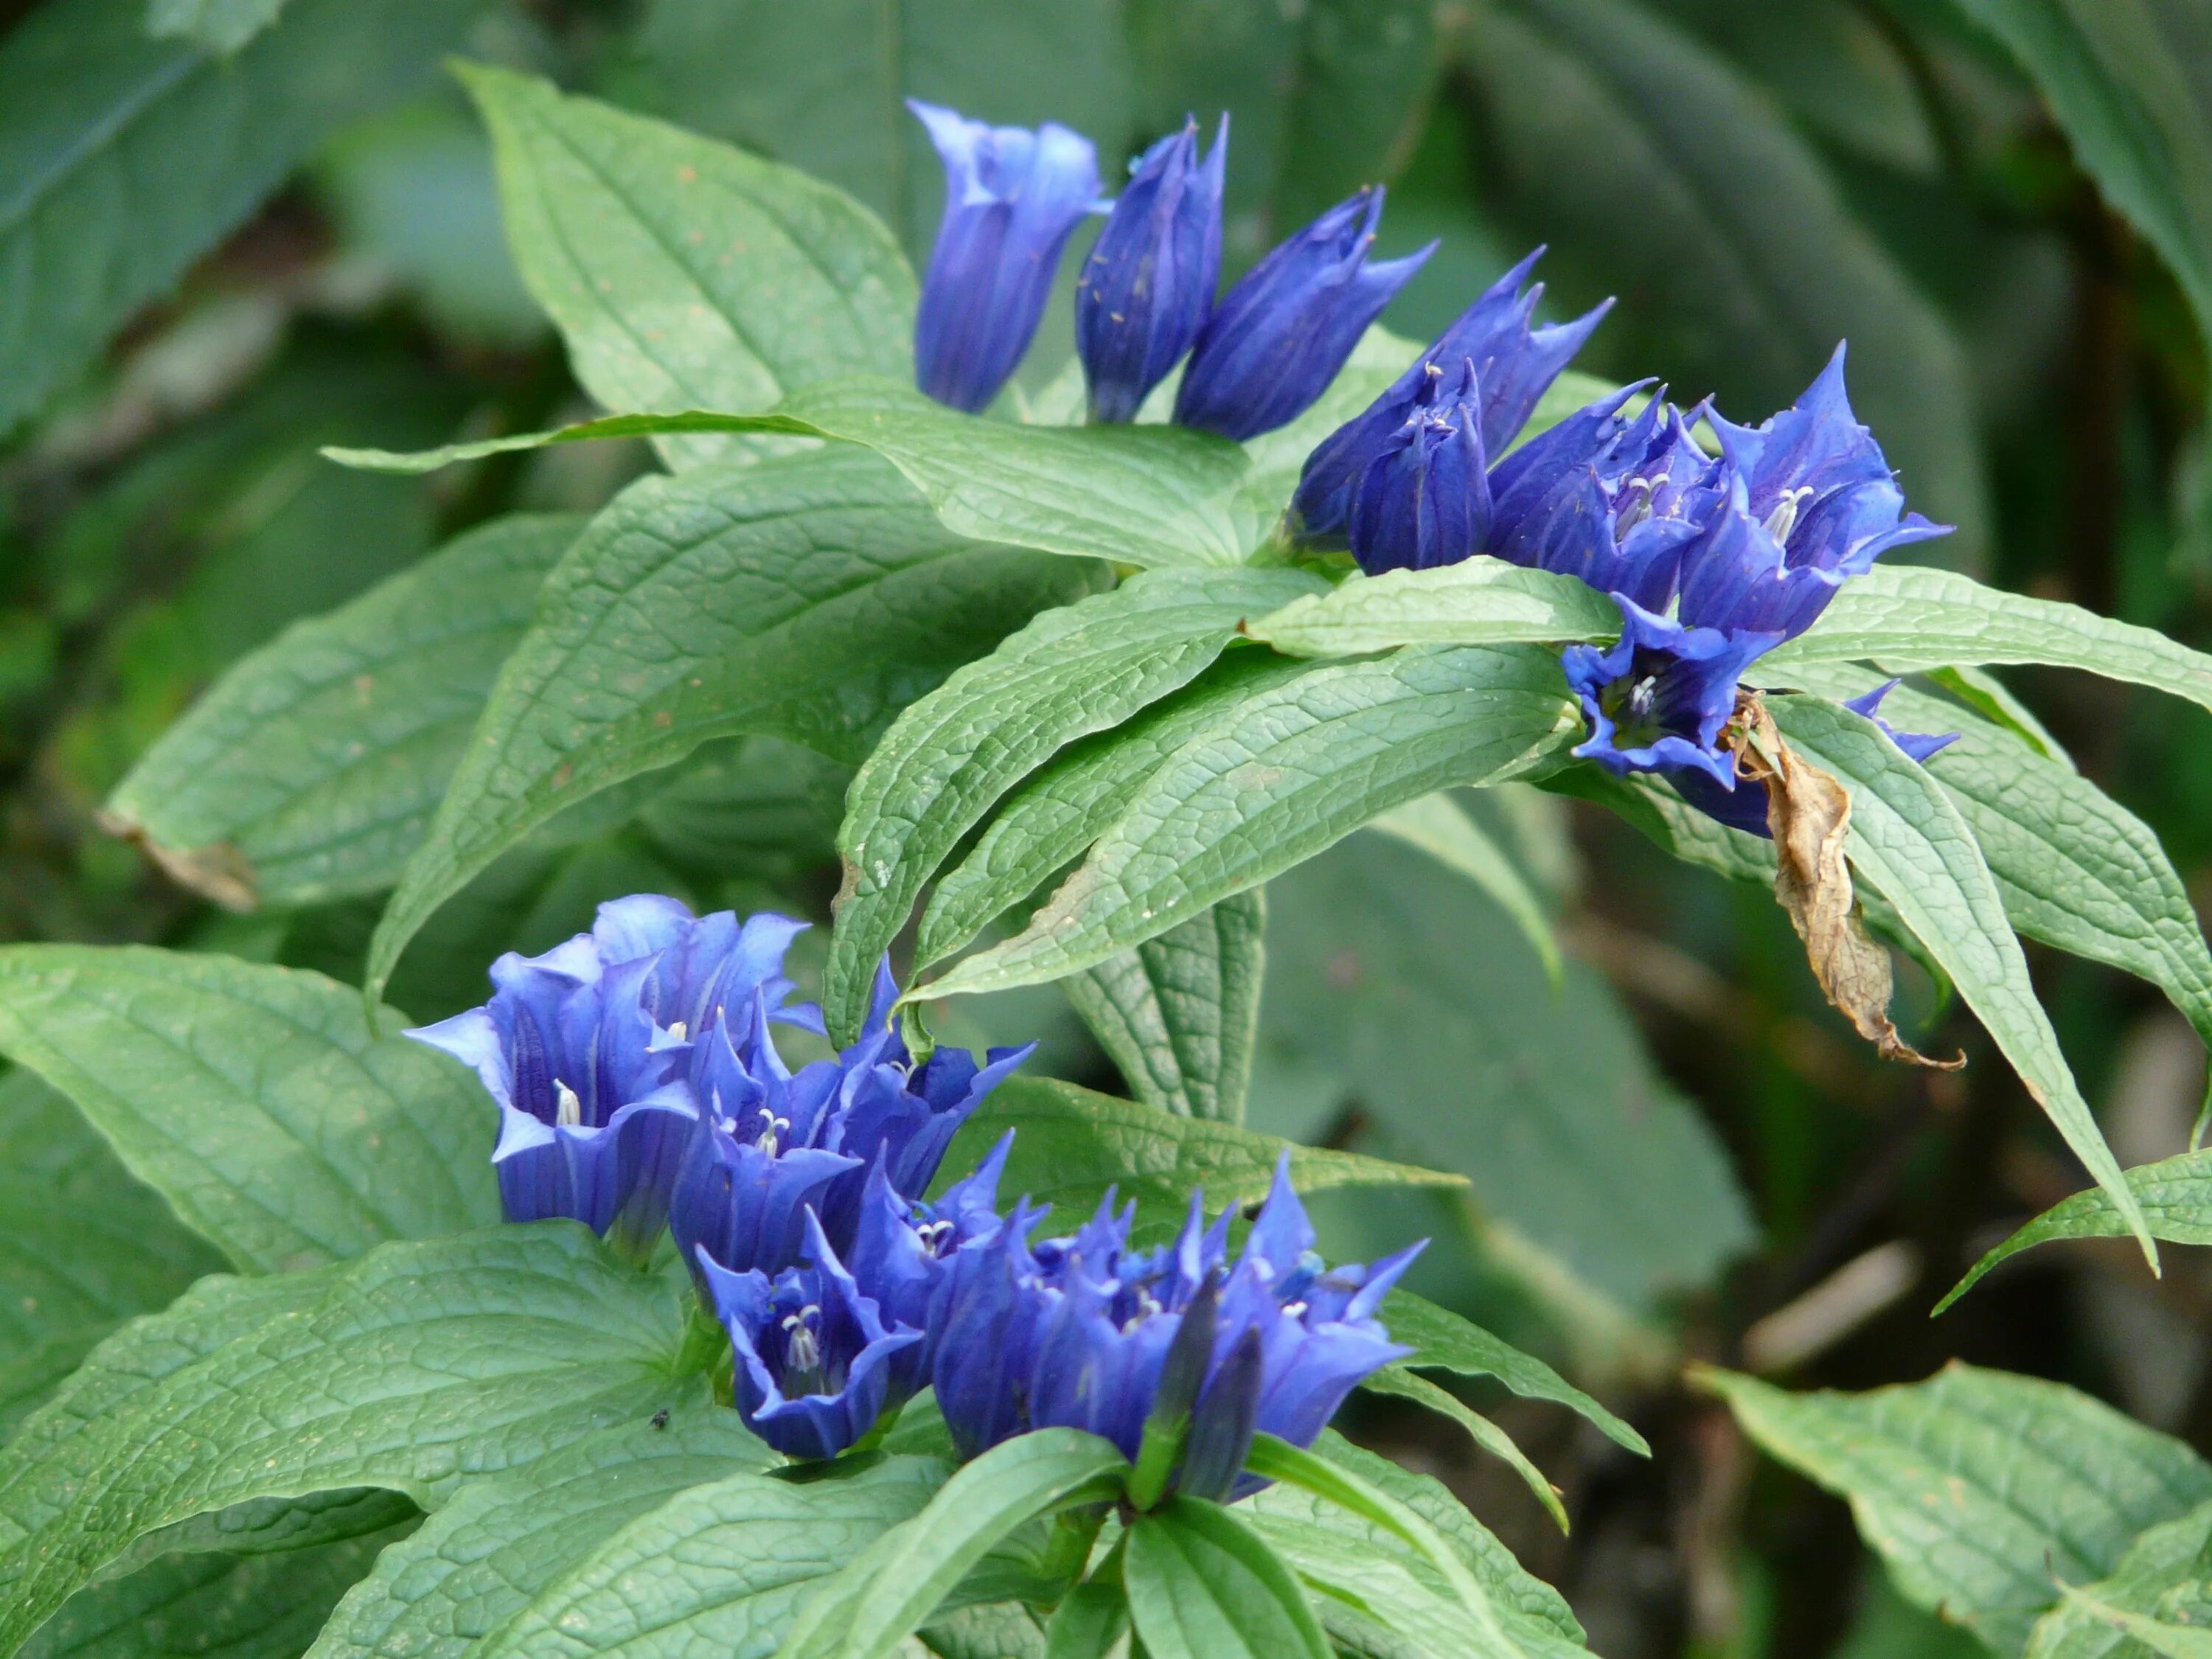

[1562,597,1781,792]
[1486,388,1724,612]
[1843,679,1960,765]
[1677,346,1949,640]
[1077,116,1226,423]
[667,959,1032,1281]
[911,100,1106,413]
[698,1208,923,1461]
[406,898,808,1264]
[1292,248,1609,544]
[1341,359,1490,574]
[1173,189,1433,441]
[929,1154,1419,1497]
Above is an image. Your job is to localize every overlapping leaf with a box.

[2025,1500,2212,1658]
[1942,1148,2212,1312]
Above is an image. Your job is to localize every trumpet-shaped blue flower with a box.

[1843,680,1959,765]
[1342,359,1491,574]
[406,899,809,1264]
[1486,388,1723,612]
[698,1209,923,1461]
[1677,346,1949,639]
[911,100,1105,413]
[1173,189,1433,441]
[1561,597,1781,791]
[667,959,1032,1281]
[1077,117,1227,423]
[1292,249,1609,544]
[929,1154,1419,1498]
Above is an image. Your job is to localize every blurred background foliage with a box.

[3,0,2210,1652]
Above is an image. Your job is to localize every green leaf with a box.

[462,64,915,470]
[1458,0,1990,563]
[1924,664,2073,768]
[935,1075,1462,1236]
[2025,1500,2212,1658]
[1256,833,1756,1315]
[1950,0,2212,359]
[1246,1429,1590,1656]
[102,512,583,911]
[0,1071,223,1439]
[1764,665,2212,1081]
[1358,1366,1568,1534]
[1769,565,2212,714]
[782,1430,1127,1659]
[1539,762,1778,889]
[144,0,288,52]
[0,1225,701,1654]
[1242,558,1622,658]
[307,1406,774,1659]
[1065,891,1267,1124]
[462,1453,948,1659]
[917,646,1579,1002]
[915,653,1312,971]
[1941,1148,2212,1313]
[0,945,498,1273]
[1367,791,1563,988]
[1704,1363,2212,1655]
[824,568,1322,1040]
[1378,1290,1647,1456]
[0,0,482,436]
[22,1520,415,1659]
[1125,1496,1332,1659]
[1042,1579,1128,1659]
[921,1602,1051,1659]
[1767,695,2154,1263]
[364,447,1102,998]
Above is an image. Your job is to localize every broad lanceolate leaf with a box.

[917,646,1579,1002]
[1767,695,2154,1263]
[365,447,1102,998]
[331,383,1265,571]
[1367,792,1564,987]
[0,946,497,1274]
[462,64,914,470]
[310,1406,775,1659]
[1769,565,2212,715]
[1243,559,1622,658]
[824,568,1322,1040]
[782,1430,1127,1659]
[936,1076,1461,1237]
[102,512,583,910]
[1065,891,1267,1124]
[1765,666,2212,1081]
[0,0,481,436]
[0,1071,223,1439]
[1380,1291,1646,1456]
[1125,1497,1332,1659]
[1950,0,2212,358]
[2025,1500,2212,1658]
[0,1225,701,1654]
[465,1453,948,1659]
[915,654,1313,970]
[1705,1364,2212,1655]
[1942,1148,2212,1313]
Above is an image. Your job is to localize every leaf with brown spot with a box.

[1732,695,1961,1071]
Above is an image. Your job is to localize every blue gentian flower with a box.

[667,959,1032,1281]
[1077,116,1227,423]
[1486,388,1723,612]
[929,1154,1419,1498]
[1561,597,1781,791]
[1843,680,1959,765]
[406,898,808,1265]
[1341,359,1490,574]
[1292,248,1609,543]
[698,1208,923,1461]
[910,100,1106,413]
[1677,346,1949,640]
[1173,189,1433,441]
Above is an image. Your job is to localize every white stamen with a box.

[781,1309,822,1374]
[1282,1300,1309,1318]
[1762,485,1815,546]
[667,1020,686,1042]
[1615,476,1655,535]
[554,1080,582,1129]
[1627,675,1659,720]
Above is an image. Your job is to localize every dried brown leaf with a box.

[95,808,259,912]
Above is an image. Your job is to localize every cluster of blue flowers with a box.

[410,896,1417,1481]
[913,99,1958,830]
